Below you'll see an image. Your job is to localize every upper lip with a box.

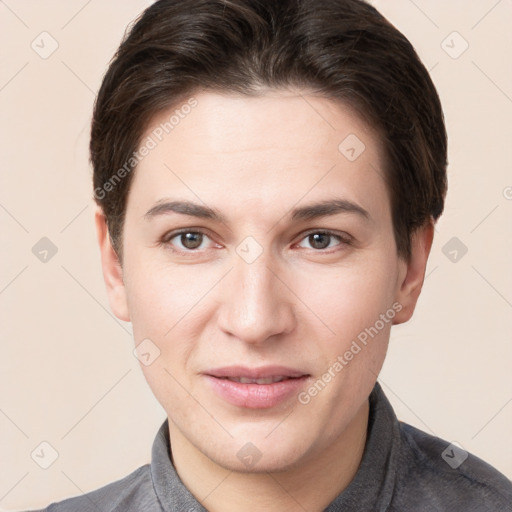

[204,366,309,379]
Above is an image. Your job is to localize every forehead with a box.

[127,90,389,223]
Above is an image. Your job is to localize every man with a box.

[34,0,512,510]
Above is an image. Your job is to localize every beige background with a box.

[1,0,511,510]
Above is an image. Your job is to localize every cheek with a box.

[123,257,225,396]
[124,253,215,338]
[297,257,399,343]
[123,262,209,414]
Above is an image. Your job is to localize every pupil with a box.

[182,232,202,249]
[310,233,329,249]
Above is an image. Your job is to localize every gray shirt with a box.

[32,382,512,511]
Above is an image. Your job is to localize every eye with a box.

[164,230,216,251]
[297,231,350,251]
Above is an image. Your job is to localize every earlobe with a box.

[393,221,434,325]
[94,206,130,322]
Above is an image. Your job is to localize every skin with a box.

[95,89,433,512]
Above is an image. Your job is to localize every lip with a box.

[203,366,310,409]
[205,365,308,379]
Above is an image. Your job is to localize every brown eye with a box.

[298,231,346,251]
[308,233,331,249]
[180,232,203,249]
[165,230,212,251]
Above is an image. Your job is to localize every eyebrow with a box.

[144,200,226,222]
[144,198,369,223]
[291,199,369,221]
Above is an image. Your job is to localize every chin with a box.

[222,447,307,474]
[203,430,313,474]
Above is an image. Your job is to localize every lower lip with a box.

[204,375,308,409]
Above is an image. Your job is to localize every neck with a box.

[168,399,370,512]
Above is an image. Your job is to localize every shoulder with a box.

[391,421,512,511]
[30,464,162,512]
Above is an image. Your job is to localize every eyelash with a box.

[160,228,353,255]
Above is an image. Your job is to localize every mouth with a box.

[221,375,295,384]
[203,366,310,409]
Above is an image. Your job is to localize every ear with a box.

[393,221,434,325]
[94,206,130,322]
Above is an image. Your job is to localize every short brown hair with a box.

[90,0,447,261]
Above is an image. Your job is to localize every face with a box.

[97,89,429,473]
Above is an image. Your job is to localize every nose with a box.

[217,250,296,346]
